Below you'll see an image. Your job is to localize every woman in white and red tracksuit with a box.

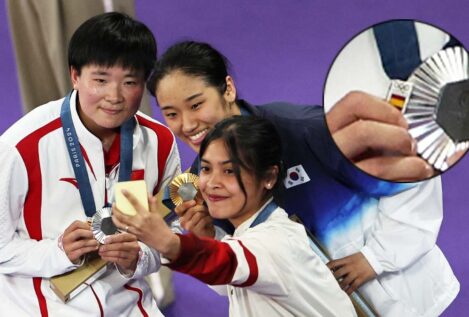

[0,13,180,316]
[113,116,357,317]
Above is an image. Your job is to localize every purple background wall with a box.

[1,1,468,316]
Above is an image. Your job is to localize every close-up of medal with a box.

[388,46,469,171]
[324,20,469,181]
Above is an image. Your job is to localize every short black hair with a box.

[147,41,229,96]
[199,116,285,208]
[68,12,156,79]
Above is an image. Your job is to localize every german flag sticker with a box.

[389,94,406,110]
[386,80,413,112]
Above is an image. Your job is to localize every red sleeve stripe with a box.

[130,169,145,181]
[232,240,258,287]
[16,118,62,317]
[59,177,79,188]
[167,233,258,287]
[124,283,149,317]
[167,233,238,285]
[136,115,174,194]
[87,283,104,317]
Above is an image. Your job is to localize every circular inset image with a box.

[323,19,469,182]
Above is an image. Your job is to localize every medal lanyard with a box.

[373,21,421,80]
[250,199,277,228]
[60,92,135,217]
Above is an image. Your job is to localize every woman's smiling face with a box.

[155,70,238,153]
[199,139,268,228]
[71,64,144,139]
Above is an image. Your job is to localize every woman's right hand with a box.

[113,192,181,261]
[175,200,215,238]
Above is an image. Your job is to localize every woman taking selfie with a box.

[113,116,356,317]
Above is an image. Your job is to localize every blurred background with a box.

[1,1,468,316]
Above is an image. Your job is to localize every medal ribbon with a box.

[374,21,462,81]
[60,91,135,217]
[373,21,421,80]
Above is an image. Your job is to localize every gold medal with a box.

[168,173,202,206]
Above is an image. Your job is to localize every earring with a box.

[266,183,272,189]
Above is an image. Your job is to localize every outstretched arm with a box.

[113,191,289,295]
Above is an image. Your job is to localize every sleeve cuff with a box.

[116,242,161,279]
[360,245,384,276]
[54,235,82,271]
[165,233,199,269]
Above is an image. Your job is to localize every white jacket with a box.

[168,201,357,317]
[0,91,180,316]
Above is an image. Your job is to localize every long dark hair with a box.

[199,116,285,210]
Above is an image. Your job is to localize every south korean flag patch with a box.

[284,164,310,189]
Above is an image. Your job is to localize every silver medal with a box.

[91,207,119,244]
[389,46,469,171]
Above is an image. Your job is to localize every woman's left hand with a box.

[326,252,377,295]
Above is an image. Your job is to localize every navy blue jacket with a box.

[165,100,411,243]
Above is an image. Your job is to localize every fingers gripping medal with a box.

[169,173,202,206]
[387,46,469,171]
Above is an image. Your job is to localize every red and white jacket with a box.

[0,90,180,316]
[167,200,357,317]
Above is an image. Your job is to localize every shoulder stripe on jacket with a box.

[232,240,258,287]
[136,115,174,193]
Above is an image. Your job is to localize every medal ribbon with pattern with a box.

[60,91,135,217]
